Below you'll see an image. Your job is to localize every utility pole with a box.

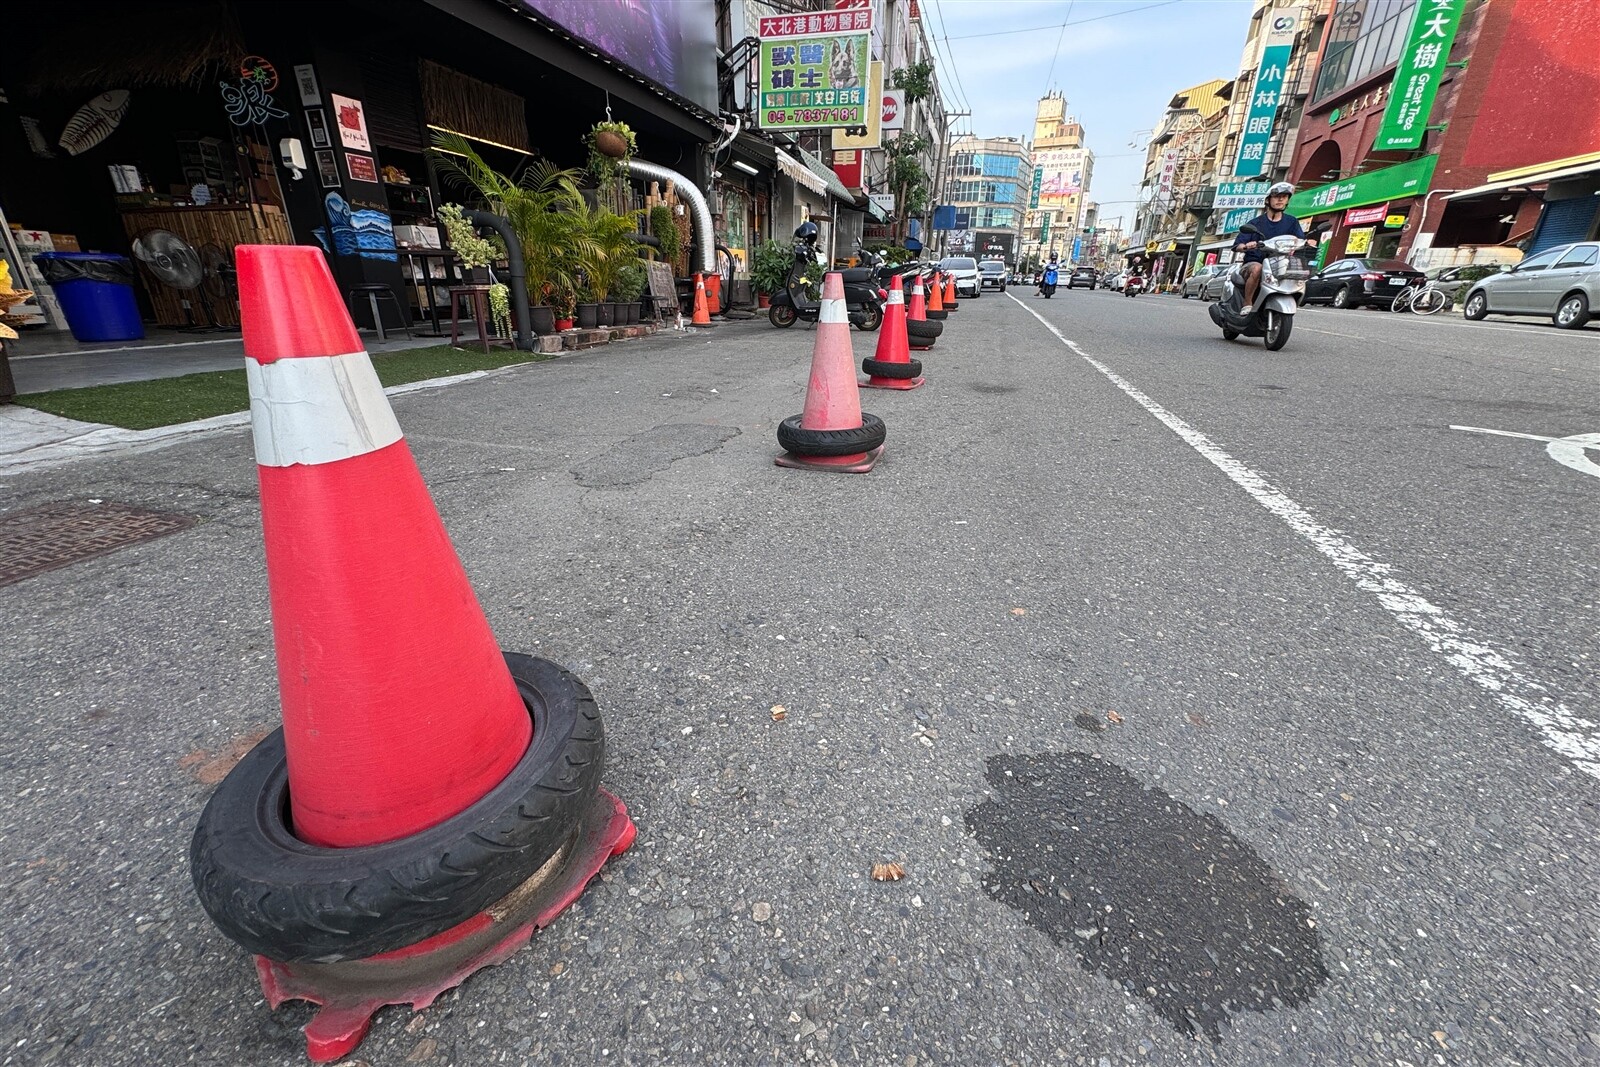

[927,110,970,257]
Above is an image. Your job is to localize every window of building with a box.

[973,207,1017,228]
[1313,0,1419,103]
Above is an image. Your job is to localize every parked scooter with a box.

[1206,222,1326,350]
[1123,272,1145,297]
[768,226,884,331]
[1038,263,1058,298]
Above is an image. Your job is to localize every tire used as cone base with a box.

[775,444,884,473]
[256,790,635,1064]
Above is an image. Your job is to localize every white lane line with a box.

[1008,291,1600,781]
[1299,325,1363,339]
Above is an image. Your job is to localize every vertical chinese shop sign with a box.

[1374,0,1466,151]
[757,8,873,131]
[1232,10,1299,178]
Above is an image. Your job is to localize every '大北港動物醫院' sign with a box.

[1373,0,1466,151]
[757,9,873,131]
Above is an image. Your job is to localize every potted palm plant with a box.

[615,259,647,324]
[570,200,644,328]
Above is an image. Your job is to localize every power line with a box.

[929,0,974,124]
[1042,1,1076,94]
[948,1,1181,41]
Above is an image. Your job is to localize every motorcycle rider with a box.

[1234,182,1305,307]
[1038,255,1059,295]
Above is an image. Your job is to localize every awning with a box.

[862,198,888,223]
[776,148,828,196]
[1445,157,1600,201]
[795,148,854,203]
[1197,237,1236,251]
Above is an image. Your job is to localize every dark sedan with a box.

[1067,265,1098,290]
[1304,257,1426,309]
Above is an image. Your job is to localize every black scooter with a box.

[768,242,884,331]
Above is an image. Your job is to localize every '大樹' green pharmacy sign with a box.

[1373,0,1466,151]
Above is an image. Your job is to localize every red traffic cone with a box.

[862,274,923,390]
[926,272,948,320]
[690,273,713,327]
[906,276,942,352]
[192,246,634,1063]
[944,273,959,311]
[776,272,885,473]
[705,270,723,316]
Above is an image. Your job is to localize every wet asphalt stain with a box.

[969,383,1021,395]
[570,423,741,488]
[1072,712,1106,733]
[966,751,1328,1040]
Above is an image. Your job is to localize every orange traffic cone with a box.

[861,274,923,390]
[944,273,959,311]
[190,245,635,1064]
[690,273,713,327]
[926,271,948,320]
[705,271,723,316]
[906,276,942,352]
[775,272,885,473]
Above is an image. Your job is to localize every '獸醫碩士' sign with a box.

[1373,0,1466,151]
[757,8,873,131]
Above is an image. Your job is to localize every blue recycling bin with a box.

[33,252,145,342]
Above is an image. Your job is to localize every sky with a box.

[925,0,1261,233]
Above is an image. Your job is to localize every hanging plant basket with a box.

[594,130,629,159]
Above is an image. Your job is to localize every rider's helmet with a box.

[1265,181,1294,204]
[794,221,819,245]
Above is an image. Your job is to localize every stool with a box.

[448,285,506,354]
[347,284,412,343]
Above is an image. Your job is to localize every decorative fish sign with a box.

[58,91,130,156]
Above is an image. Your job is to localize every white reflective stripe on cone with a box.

[246,351,404,467]
[888,289,904,304]
[819,297,849,324]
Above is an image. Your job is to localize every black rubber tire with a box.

[777,412,887,456]
[1222,328,1241,340]
[190,654,603,963]
[862,357,923,379]
[906,319,943,340]
[1555,292,1589,329]
[1263,310,1293,351]
[1462,291,1488,320]
[1331,285,1354,310]
[852,303,884,332]
[769,303,797,328]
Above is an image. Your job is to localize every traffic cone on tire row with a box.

[775,271,885,473]
[861,274,923,390]
[189,246,635,1064]
[906,276,941,352]
[944,272,959,311]
[926,271,948,320]
[705,271,723,316]
[690,273,713,327]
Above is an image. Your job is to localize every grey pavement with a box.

[0,291,1596,1066]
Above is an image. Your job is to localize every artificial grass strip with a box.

[15,345,549,430]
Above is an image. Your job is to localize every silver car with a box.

[1461,242,1599,328]
[1181,264,1227,301]
[939,256,982,298]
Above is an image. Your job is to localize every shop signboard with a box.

[1214,181,1271,211]
[1037,148,1086,206]
[832,149,862,190]
[833,62,883,149]
[329,94,369,152]
[869,193,895,214]
[524,0,717,114]
[1384,213,1408,229]
[1345,227,1374,255]
[1218,207,1256,233]
[1287,154,1438,217]
[1155,149,1179,207]
[1344,203,1389,226]
[757,7,873,131]
[1374,0,1467,152]
[881,89,905,131]
[1029,166,1043,210]
[979,233,1015,262]
[1232,9,1300,178]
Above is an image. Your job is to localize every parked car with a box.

[1106,272,1126,292]
[1461,242,1598,328]
[1303,257,1426,308]
[978,260,1008,292]
[1181,264,1226,300]
[1067,265,1098,290]
[939,256,981,298]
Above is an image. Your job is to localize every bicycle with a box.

[1390,279,1450,315]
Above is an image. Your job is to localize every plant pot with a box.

[594,130,629,158]
[465,266,491,285]
[758,293,771,308]
[555,318,574,331]
[528,305,556,336]
[610,302,628,325]
[628,303,641,325]
[596,303,615,327]
[576,303,600,330]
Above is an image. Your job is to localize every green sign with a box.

[1288,154,1438,217]
[1218,207,1256,233]
[1374,0,1466,151]
[757,10,872,131]
[1233,33,1296,177]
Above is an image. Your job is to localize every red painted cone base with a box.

[775,444,884,473]
[859,374,925,391]
[258,791,636,1063]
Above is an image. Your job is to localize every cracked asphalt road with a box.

[0,290,1596,1065]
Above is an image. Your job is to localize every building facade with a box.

[1021,93,1094,268]
[942,136,1031,264]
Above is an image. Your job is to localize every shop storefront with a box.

[1287,155,1437,265]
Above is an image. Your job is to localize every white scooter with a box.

[1208,222,1325,351]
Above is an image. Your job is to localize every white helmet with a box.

[1266,181,1294,199]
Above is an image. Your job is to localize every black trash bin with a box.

[33,252,145,342]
